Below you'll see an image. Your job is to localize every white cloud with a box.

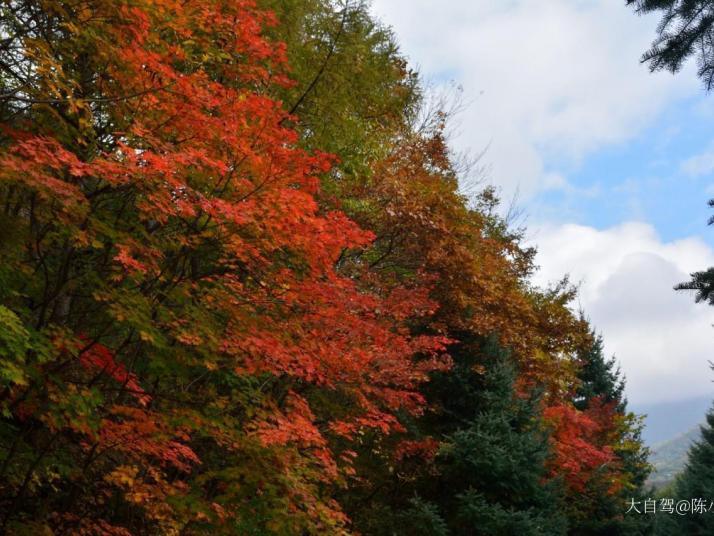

[531,222,714,404]
[370,0,697,201]
[681,141,714,177]
[542,172,569,191]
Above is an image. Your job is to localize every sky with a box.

[370,0,714,405]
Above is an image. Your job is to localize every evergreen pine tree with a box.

[628,0,714,90]
[576,330,650,500]
[574,332,625,412]
[438,352,568,536]
[568,332,652,536]
[345,335,569,536]
[630,2,714,336]
[568,331,652,535]
[675,200,714,304]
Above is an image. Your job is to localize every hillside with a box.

[647,426,702,488]
[633,395,712,446]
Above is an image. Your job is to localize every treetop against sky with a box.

[372,0,714,406]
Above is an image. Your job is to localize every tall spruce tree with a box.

[629,0,714,330]
[437,349,569,536]
[627,0,714,90]
[632,11,714,532]
[574,332,626,412]
[344,335,569,536]
[569,331,652,535]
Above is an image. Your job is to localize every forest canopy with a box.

[0,1,650,534]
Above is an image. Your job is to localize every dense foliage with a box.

[0,1,649,534]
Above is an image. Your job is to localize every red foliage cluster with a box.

[543,403,617,493]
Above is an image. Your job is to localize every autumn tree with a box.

[0,1,448,533]
[260,0,419,179]
[544,331,652,535]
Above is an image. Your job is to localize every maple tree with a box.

[0,0,448,533]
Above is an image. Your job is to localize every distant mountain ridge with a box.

[632,395,712,446]
[632,395,713,488]
[647,426,701,488]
